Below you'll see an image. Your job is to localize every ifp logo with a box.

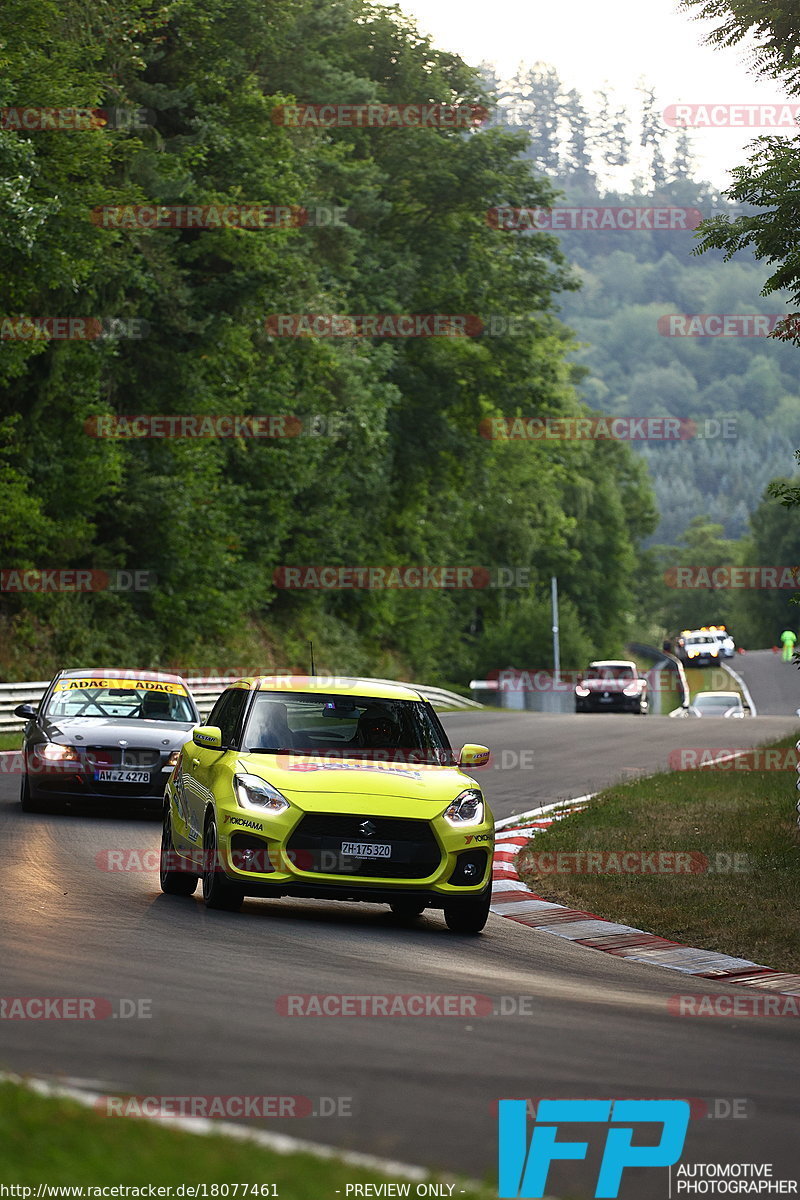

[498,1099,690,1198]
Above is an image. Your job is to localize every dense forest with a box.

[476,57,800,651]
[482,62,800,546]
[0,0,657,684]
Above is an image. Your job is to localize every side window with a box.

[207,688,249,747]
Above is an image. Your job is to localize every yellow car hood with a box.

[234,752,479,803]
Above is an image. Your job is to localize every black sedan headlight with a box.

[35,742,79,762]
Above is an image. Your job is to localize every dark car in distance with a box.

[574,660,649,715]
[15,668,199,812]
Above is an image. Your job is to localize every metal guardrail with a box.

[626,641,690,710]
[0,681,51,733]
[0,674,481,735]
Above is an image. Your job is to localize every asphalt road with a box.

[445,707,800,820]
[725,647,800,716]
[2,703,799,1198]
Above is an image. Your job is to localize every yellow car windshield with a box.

[242,692,454,764]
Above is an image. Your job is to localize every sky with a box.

[376,0,796,188]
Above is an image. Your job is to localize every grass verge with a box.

[0,1080,492,1196]
[517,733,800,972]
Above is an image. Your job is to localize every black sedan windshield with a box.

[46,682,195,722]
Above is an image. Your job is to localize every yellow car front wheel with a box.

[160,806,198,897]
[443,884,492,934]
[202,813,244,912]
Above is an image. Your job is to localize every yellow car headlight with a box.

[443,788,484,826]
[233,772,290,814]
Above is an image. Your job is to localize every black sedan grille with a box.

[286,813,442,879]
[582,692,633,708]
[85,747,162,768]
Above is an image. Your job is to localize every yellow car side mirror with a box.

[193,725,222,750]
[458,743,490,769]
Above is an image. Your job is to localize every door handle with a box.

[192,757,199,767]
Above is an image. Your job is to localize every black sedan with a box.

[15,668,199,812]
[574,659,649,715]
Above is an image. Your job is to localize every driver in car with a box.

[356,714,400,752]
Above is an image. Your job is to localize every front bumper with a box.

[26,754,173,806]
[576,693,643,712]
[211,802,495,898]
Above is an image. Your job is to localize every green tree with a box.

[681,0,800,89]
[654,517,737,632]
[731,480,800,645]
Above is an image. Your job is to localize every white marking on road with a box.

[720,661,758,717]
[494,795,594,828]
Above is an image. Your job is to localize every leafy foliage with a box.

[0,0,655,681]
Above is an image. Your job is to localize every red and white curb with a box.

[491,799,800,996]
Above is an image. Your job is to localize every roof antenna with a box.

[309,640,316,677]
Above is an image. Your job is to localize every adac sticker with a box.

[55,677,187,695]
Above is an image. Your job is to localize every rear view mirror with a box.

[322,702,358,718]
[14,703,38,719]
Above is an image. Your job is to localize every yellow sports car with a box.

[160,676,494,933]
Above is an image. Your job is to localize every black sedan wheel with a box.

[20,772,52,813]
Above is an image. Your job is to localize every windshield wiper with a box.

[245,746,296,754]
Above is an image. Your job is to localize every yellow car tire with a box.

[202,813,244,912]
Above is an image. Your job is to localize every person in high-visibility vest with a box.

[780,630,797,661]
